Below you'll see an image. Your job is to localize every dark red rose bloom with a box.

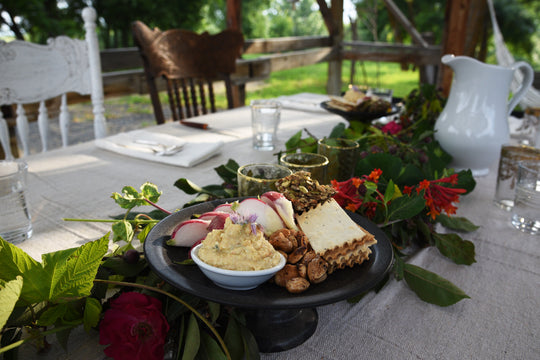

[99,292,169,360]
[380,121,403,134]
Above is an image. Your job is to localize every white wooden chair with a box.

[0,6,106,159]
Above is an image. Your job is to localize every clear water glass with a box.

[251,100,281,151]
[0,160,32,244]
[511,162,540,235]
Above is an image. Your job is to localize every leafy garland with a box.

[0,85,478,359]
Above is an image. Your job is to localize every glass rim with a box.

[250,100,282,108]
[280,153,329,168]
[0,160,28,179]
[237,163,292,182]
[317,137,359,150]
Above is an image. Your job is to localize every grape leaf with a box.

[43,235,109,302]
[0,238,49,304]
[0,276,23,330]
[403,263,470,306]
[83,297,102,332]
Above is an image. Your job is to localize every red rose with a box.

[99,292,169,360]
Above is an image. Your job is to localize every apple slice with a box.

[236,198,285,236]
[168,219,211,247]
[261,191,299,230]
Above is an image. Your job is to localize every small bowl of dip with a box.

[191,244,286,290]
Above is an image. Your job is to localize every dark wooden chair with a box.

[132,21,244,124]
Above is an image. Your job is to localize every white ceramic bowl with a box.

[191,244,286,290]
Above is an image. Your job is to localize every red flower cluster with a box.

[99,292,169,360]
[403,174,466,219]
[332,169,383,218]
[380,120,403,134]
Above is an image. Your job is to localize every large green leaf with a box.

[174,178,204,195]
[43,235,109,302]
[0,238,49,304]
[433,233,476,265]
[198,331,227,360]
[224,315,244,360]
[182,313,200,360]
[0,276,23,330]
[437,214,479,232]
[83,297,102,332]
[387,194,426,222]
[403,263,470,306]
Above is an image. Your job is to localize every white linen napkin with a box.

[95,129,223,167]
[275,93,330,113]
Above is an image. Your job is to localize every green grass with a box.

[72,61,420,122]
[247,60,419,103]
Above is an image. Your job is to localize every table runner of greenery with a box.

[0,85,478,360]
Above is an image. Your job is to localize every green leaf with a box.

[328,123,346,138]
[207,301,220,323]
[37,303,67,326]
[0,237,49,304]
[456,169,476,194]
[403,263,470,306]
[224,315,244,360]
[437,214,479,232]
[285,130,303,150]
[140,182,161,203]
[182,313,200,360]
[56,326,72,351]
[383,179,395,203]
[199,331,227,360]
[83,297,102,332]
[387,194,426,222]
[43,235,109,302]
[0,276,23,330]
[111,220,134,244]
[214,159,239,184]
[433,233,476,265]
[101,256,148,277]
[174,178,204,195]
[111,183,161,209]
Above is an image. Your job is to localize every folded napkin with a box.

[276,93,330,113]
[95,129,223,167]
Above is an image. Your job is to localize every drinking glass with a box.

[511,162,540,235]
[317,138,359,183]
[237,163,292,197]
[0,160,32,244]
[251,100,281,151]
[279,153,329,184]
[493,145,540,211]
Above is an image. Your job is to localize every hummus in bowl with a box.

[191,218,286,290]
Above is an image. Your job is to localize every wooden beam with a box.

[316,0,337,36]
[226,0,242,31]
[243,36,332,54]
[326,0,344,95]
[440,0,471,95]
[381,0,428,47]
[343,41,441,65]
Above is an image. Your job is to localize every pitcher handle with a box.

[507,61,534,115]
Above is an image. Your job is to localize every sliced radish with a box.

[236,198,285,236]
[261,191,298,230]
[168,219,211,247]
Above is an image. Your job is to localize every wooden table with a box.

[13,96,540,359]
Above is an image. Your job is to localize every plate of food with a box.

[144,172,394,310]
[320,86,401,122]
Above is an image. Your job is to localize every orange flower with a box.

[415,175,466,219]
[367,169,382,183]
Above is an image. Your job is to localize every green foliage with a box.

[0,277,23,330]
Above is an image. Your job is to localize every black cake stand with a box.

[144,198,394,353]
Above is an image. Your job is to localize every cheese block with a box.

[295,198,377,273]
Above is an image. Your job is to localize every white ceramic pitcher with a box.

[434,54,534,176]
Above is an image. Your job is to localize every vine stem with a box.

[0,325,76,354]
[93,279,231,360]
[62,218,158,224]
[144,197,172,215]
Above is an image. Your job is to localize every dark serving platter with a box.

[144,197,394,310]
[320,100,401,122]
